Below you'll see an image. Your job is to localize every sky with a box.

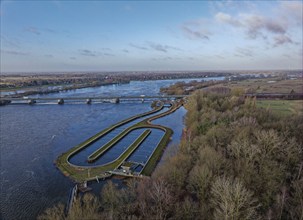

[0,0,302,73]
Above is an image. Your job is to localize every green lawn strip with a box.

[141,126,173,176]
[56,103,163,169]
[66,129,151,182]
[147,101,181,123]
[139,102,182,175]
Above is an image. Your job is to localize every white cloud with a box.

[214,10,296,47]
[181,25,210,40]
[280,1,303,26]
[273,35,293,47]
[1,50,28,56]
[215,12,242,27]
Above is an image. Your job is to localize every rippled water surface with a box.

[0,77,222,219]
[29,76,224,98]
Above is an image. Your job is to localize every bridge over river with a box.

[1,93,302,106]
[0,95,189,105]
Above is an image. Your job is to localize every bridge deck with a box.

[0,95,188,100]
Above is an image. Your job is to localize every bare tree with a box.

[148,178,174,220]
[38,203,65,220]
[67,193,101,220]
[211,176,259,220]
[101,181,122,220]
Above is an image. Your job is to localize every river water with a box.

[0,77,222,220]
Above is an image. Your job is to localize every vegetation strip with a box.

[140,127,172,175]
[140,102,181,175]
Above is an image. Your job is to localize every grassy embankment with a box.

[195,77,303,118]
[208,77,302,94]
[140,102,181,175]
[56,100,182,182]
[206,77,303,117]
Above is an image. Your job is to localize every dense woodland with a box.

[39,91,303,220]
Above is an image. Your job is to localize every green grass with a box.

[209,78,302,94]
[256,100,303,116]
[140,101,182,175]
[141,127,172,176]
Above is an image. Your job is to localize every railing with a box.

[0,95,188,105]
[0,95,188,101]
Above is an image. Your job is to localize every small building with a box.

[120,161,139,174]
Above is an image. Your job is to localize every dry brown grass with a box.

[209,78,302,94]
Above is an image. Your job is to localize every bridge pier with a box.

[28,99,36,105]
[114,98,120,104]
[58,98,64,105]
[0,95,189,105]
[0,100,11,106]
[86,98,92,104]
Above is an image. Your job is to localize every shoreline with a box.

[0,72,230,98]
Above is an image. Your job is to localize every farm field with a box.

[211,78,302,94]
[256,100,303,116]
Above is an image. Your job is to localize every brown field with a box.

[256,100,303,116]
[209,77,303,94]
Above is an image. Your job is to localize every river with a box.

[0,77,223,219]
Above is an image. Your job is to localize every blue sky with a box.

[1,1,302,72]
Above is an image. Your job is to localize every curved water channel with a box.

[68,107,168,168]
[0,76,223,220]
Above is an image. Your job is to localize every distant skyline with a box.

[0,1,302,73]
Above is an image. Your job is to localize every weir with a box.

[0,95,188,105]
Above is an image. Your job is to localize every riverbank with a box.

[160,76,303,96]
[0,71,231,97]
